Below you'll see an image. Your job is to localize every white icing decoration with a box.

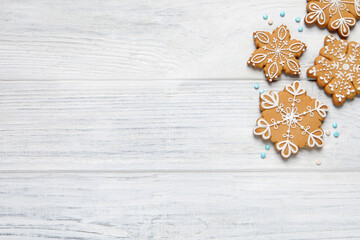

[288,42,305,53]
[285,81,305,96]
[314,100,327,118]
[343,63,350,70]
[256,32,270,44]
[305,2,326,25]
[254,118,271,140]
[306,0,359,37]
[253,81,328,158]
[276,140,299,159]
[286,59,300,72]
[268,62,279,79]
[278,25,287,41]
[355,0,360,16]
[251,53,267,64]
[260,91,279,109]
[248,25,306,81]
[308,35,360,104]
[308,129,324,147]
[330,17,356,37]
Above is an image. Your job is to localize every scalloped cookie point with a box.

[248,25,307,83]
[253,81,328,159]
[305,0,360,38]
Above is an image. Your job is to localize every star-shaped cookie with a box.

[248,25,307,82]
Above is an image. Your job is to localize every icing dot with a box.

[332,122,338,128]
[259,89,265,94]
[342,63,350,70]
[295,16,301,22]
[265,144,270,150]
[280,11,285,17]
[333,131,339,138]
[325,130,331,136]
[316,159,321,166]
[261,152,266,159]
[268,19,273,25]
[298,26,303,32]
[263,14,268,20]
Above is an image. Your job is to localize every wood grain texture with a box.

[1,1,360,239]
[0,172,359,240]
[1,0,360,80]
[0,79,359,171]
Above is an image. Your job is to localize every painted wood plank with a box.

[1,0,359,80]
[0,80,358,171]
[0,172,359,239]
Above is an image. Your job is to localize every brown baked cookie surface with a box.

[307,35,360,106]
[247,25,306,83]
[254,81,328,159]
[305,0,360,38]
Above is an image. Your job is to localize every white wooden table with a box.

[0,0,360,239]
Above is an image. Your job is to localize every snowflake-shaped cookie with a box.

[305,0,360,38]
[247,25,307,83]
[307,35,360,106]
[254,81,328,159]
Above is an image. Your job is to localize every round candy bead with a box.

[263,14,268,20]
[295,16,301,22]
[333,131,339,138]
[265,145,270,150]
[298,26,303,32]
[280,11,285,17]
[332,122,338,128]
[261,152,266,159]
[259,89,265,94]
[254,83,259,89]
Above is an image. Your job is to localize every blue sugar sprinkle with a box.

[265,145,270,150]
[263,14,268,20]
[333,131,339,138]
[295,16,301,22]
[254,83,259,89]
[280,11,285,17]
[298,26,303,32]
[259,89,265,94]
[261,152,266,159]
[332,122,338,128]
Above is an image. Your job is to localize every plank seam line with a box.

[0,78,315,82]
[0,169,359,174]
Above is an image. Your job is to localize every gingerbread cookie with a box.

[307,35,360,106]
[305,0,360,38]
[254,81,328,159]
[248,25,307,82]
